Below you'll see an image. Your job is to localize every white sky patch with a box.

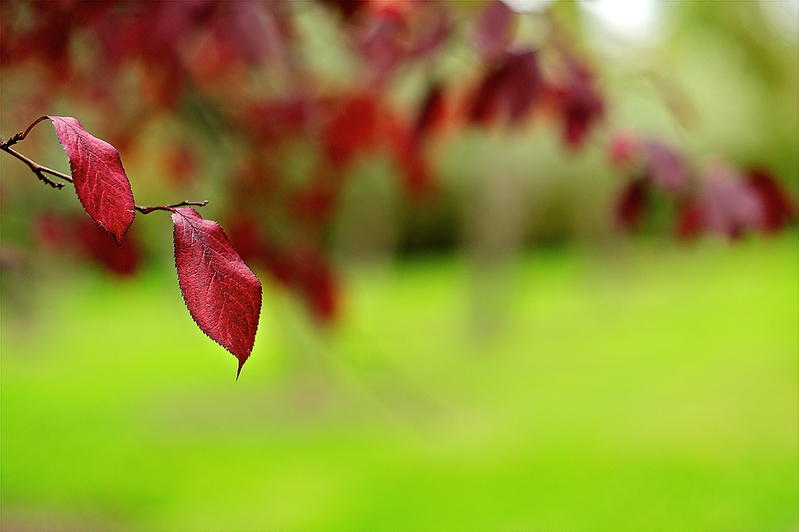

[581,0,659,41]
[759,0,798,43]
[580,0,662,57]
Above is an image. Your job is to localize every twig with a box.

[1,119,209,210]
[0,145,72,189]
[135,200,209,214]
[0,116,49,149]
[1,116,73,189]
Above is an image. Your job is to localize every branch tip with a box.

[135,200,210,215]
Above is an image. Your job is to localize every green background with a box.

[2,234,796,530]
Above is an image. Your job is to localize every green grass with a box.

[2,235,797,531]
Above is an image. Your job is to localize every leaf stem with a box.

[0,145,73,189]
[0,116,49,148]
[135,200,209,214]
[1,116,73,188]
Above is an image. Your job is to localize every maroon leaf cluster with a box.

[2,1,794,379]
[466,2,604,145]
[36,211,143,277]
[552,62,605,149]
[225,216,340,323]
[611,134,796,240]
[1,0,610,334]
[470,50,541,126]
[473,0,517,61]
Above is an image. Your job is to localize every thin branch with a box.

[135,200,209,215]
[0,116,49,149]
[1,117,73,189]
[2,117,208,213]
[0,145,72,189]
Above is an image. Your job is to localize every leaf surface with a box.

[645,141,688,195]
[745,168,796,233]
[702,163,763,239]
[49,116,135,245]
[172,208,262,377]
[473,0,515,59]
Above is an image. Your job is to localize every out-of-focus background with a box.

[1,1,797,530]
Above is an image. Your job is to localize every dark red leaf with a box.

[289,248,339,323]
[615,179,648,230]
[359,11,406,83]
[291,183,336,223]
[225,215,267,266]
[242,99,308,146]
[165,144,200,185]
[216,1,277,66]
[386,118,435,198]
[262,245,339,323]
[414,83,447,143]
[501,50,541,124]
[645,141,688,195]
[319,0,365,20]
[304,262,338,323]
[745,167,796,233]
[469,49,541,126]
[555,63,604,148]
[702,163,763,240]
[675,199,706,240]
[49,116,135,246]
[36,211,77,252]
[172,208,262,378]
[77,218,142,277]
[473,0,516,60]
[470,68,505,126]
[323,94,379,168]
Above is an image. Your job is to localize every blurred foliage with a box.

[1,1,795,287]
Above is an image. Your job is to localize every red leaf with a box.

[48,116,135,246]
[470,49,541,126]
[702,163,764,240]
[319,0,365,20]
[473,0,516,60]
[675,200,706,240]
[172,208,262,378]
[554,62,604,149]
[414,83,446,143]
[359,10,406,83]
[77,218,142,277]
[287,247,339,323]
[745,167,796,233]
[386,118,435,198]
[323,94,379,168]
[645,141,688,195]
[291,183,336,223]
[615,179,648,230]
[225,215,267,266]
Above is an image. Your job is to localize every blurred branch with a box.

[648,72,700,131]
